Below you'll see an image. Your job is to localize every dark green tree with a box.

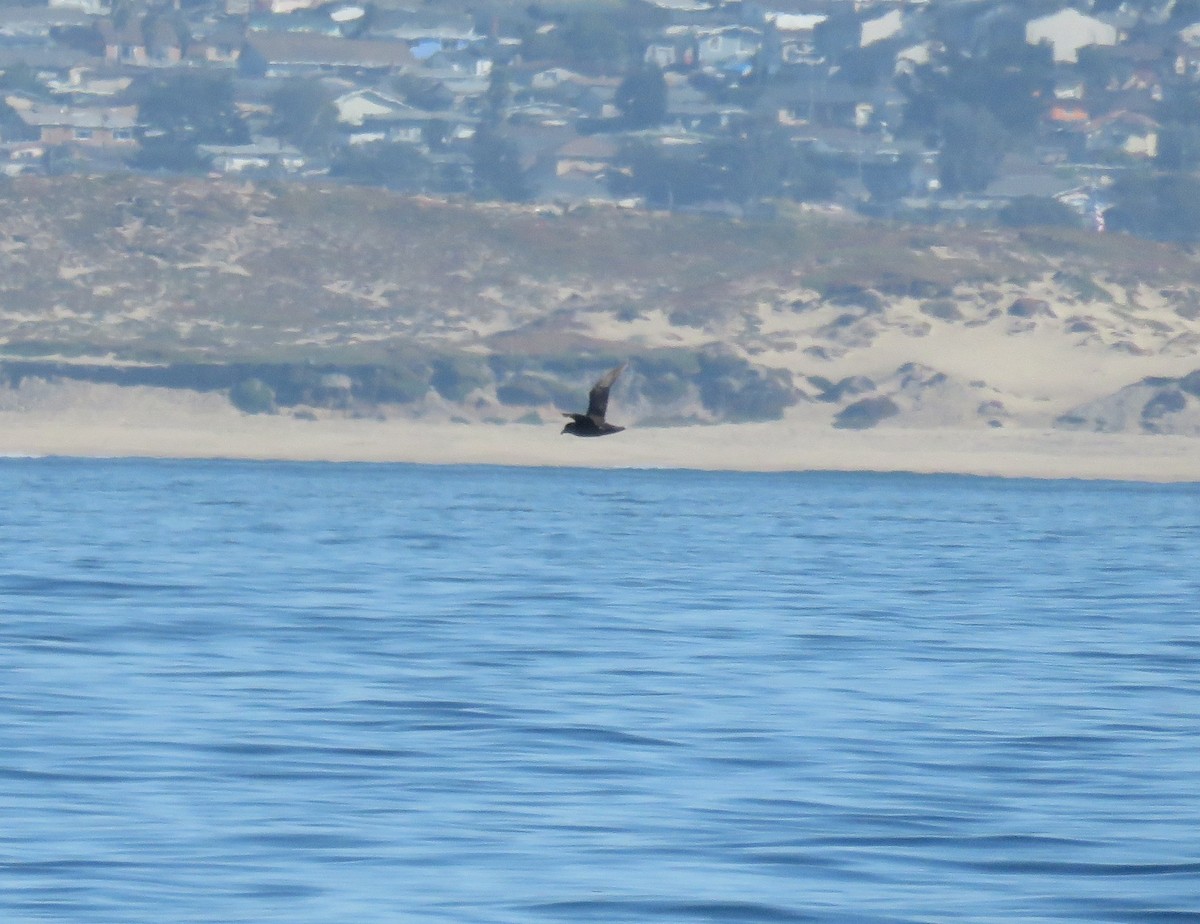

[615,63,667,129]
[470,125,530,201]
[937,102,1006,194]
[1106,173,1200,242]
[329,143,432,191]
[1157,123,1200,171]
[609,138,717,208]
[558,10,638,75]
[481,65,511,130]
[138,73,249,145]
[704,118,796,204]
[136,73,248,170]
[267,79,338,156]
[861,153,915,203]
[0,62,44,95]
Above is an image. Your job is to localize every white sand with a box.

[0,381,1196,482]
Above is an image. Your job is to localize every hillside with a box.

[3,175,1200,437]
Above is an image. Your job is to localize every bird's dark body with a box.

[561,364,627,437]
[561,413,624,437]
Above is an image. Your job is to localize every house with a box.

[768,12,826,66]
[45,67,133,99]
[0,45,95,76]
[333,88,409,127]
[199,138,306,174]
[645,41,690,69]
[419,67,489,108]
[257,0,326,14]
[6,98,137,148]
[187,21,245,66]
[0,5,95,40]
[1025,9,1118,64]
[773,77,871,129]
[667,81,746,132]
[860,9,903,48]
[643,0,717,13]
[1087,109,1158,158]
[553,135,618,178]
[530,67,588,91]
[1,141,47,176]
[93,14,184,66]
[365,11,479,45]
[247,10,344,38]
[1175,44,1200,80]
[333,89,472,145]
[894,40,939,75]
[1053,77,1085,101]
[143,18,184,65]
[49,0,109,13]
[239,33,415,78]
[694,26,761,67]
[95,18,147,65]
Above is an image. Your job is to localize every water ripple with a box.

[1,460,1198,923]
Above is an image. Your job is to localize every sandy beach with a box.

[0,381,1196,482]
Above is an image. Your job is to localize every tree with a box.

[138,73,249,146]
[704,118,797,205]
[614,63,667,129]
[267,79,338,157]
[609,139,718,208]
[481,65,511,131]
[1106,173,1200,242]
[558,10,639,75]
[937,102,1006,194]
[136,73,248,170]
[470,125,530,201]
[1157,123,1200,171]
[0,62,44,96]
[861,153,915,203]
[329,143,432,191]
[900,44,1051,144]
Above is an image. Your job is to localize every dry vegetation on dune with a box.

[3,175,1200,434]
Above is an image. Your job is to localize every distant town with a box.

[2,0,1200,240]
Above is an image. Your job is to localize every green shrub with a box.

[696,352,796,422]
[496,374,572,407]
[833,395,899,429]
[229,378,275,414]
[431,355,490,401]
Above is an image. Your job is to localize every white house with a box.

[332,89,408,127]
[767,13,826,34]
[895,41,939,75]
[1180,21,1200,46]
[1025,9,1118,64]
[861,10,903,48]
[49,0,109,14]
[200,139,306,174]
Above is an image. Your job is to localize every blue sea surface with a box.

[1,459,1199,923]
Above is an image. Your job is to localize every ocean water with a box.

[1,459,1199,924]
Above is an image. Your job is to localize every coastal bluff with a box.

[3,175,1200,472]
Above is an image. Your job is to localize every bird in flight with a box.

[561,363,627,437]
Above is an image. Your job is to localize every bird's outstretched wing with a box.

[586,364,626,421]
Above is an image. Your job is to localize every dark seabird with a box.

[561,364,627,437]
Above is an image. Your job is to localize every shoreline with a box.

[0,384,1196,482]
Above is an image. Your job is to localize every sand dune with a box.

[2,179,1199,479]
